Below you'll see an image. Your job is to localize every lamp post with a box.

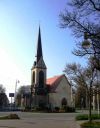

[30,85,34,110]
[82,32,95,123]
[14,80,20,107]
[92,85,100,113]
[92,86,95,111]
[97,86,100,115]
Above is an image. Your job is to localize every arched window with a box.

[33,71,35,83]
[61,98,67,106]
[39,71,44,88]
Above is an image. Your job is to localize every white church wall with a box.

[49,76,71,108]
[49,93,57,108]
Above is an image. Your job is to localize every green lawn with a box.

[76,114,100,120]
[80,121,100,128]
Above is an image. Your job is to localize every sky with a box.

[0,0,85,98]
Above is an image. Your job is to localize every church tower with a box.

[31,27,48,108]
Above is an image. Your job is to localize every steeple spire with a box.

[36,26,43,62]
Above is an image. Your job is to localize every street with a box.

[0,111,81,128]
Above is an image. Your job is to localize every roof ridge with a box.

[47,74,64,80]
[46,74,64,86]
[53,74,63,85]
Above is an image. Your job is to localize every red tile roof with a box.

[46,74,64,87]
[46,74,70,93]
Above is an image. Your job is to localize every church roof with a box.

[46,74,65,92]
[46,74,64,86]
[46,74,71,93]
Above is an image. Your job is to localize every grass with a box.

[80,121,100,128]
[76,114,100,120]
[0,113,20,120]
[76,114,100,128]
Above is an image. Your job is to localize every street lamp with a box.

[14,80,20,107]
[82,32,91,49]
[92,86,95,111]
[82,32,100,123]
[82,32,95,123]
[97,87,100,115]
[30,85,34,110]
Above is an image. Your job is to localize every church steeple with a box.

[31,26,48,108]
[36,26,43,63]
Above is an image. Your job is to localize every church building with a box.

[31,27,72,109]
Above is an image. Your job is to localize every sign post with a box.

[9,93,14,110]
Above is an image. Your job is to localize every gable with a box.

[56,76,71,94]
[46,74,71,93]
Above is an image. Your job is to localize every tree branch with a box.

[89,0,100,11]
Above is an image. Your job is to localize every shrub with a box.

[66,106,75,112]
[80,121,100,128]
[61,106,75,112]
[0,114,20,120]
[59,109,65,113]
[54,107,60,112]
[76,114,88,120]
[7,114,20,119]
[31,107,47,112]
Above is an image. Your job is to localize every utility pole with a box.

[14,80,20,107]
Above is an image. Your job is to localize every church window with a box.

[33,71,35,83]
[39,71,44,88]
[61,98,67,106]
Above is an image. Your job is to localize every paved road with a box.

[0,112,81,128]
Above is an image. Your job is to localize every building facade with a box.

[31,27,48,108]
[31,27,72,109]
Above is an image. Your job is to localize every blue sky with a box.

[0,0,85,96]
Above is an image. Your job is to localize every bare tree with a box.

[59,0,100,69]
[16,85,31,107]
[64,62,96,108]
[0,84,5,93]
